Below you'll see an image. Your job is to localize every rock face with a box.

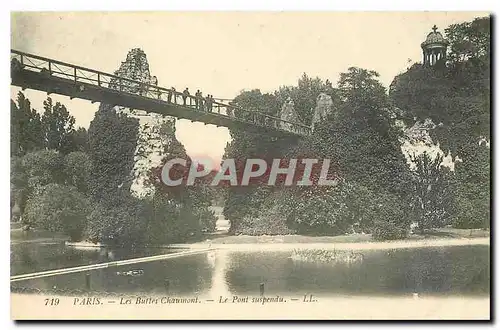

[110,48,177,198]
[312,93,334,131]
[279,97,301,131]
[399,118,455,170]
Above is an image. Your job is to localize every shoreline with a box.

[63,236,490,251]
[171,236,490,251]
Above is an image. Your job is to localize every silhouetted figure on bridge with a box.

[195,90,203,110]
[182,88,190,106]
[211,95,215,112]
[151,76,161,99]
[205,95,214,112]
[168,87,176,103]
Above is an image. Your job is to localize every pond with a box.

[11,242,179,276]
[11,244,489,297]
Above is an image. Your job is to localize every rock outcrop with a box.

[311,93,334,132]
[279,97,301,131]
[109,48,178,198]
[399,118,455,169]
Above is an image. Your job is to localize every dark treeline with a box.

[223,16,490,240]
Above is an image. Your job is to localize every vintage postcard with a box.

[10,11,491,320]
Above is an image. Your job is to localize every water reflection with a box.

[208,250,231,297]
[11,245,489,297]
[11,242,179,276]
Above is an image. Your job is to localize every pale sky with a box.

[10,12,488,163]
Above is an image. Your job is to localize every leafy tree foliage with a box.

[446,17,490,66]
[21,149,65,193]
[11,92,44,156]
[10,157,28,221]
[86,195,148,247]
[452,144,490,229]
[67,127,90,153]
[41,97,77,154]
[409,152,454,231]
[87,104,139,204]
[304,67,411,201]
[64,151,92,195]
[146,137,217,241]
[24,183,89,241]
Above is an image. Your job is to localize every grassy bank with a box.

[10,222,68,244]
[198,227,489,245]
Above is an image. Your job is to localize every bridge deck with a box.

[10,50,311,137]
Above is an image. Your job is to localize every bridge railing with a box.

[11,50,311,136]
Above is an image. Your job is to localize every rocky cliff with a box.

[399,118,454,169]
[109,48,178,198]
[279,97,302,131]
[311,92,334,132]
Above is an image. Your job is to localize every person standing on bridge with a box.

[182,88,190,106]
[151,76,161,99]
[210,95,215,112]
[195,90,203,110]
[205,95,213,112]
[168,87,176,104]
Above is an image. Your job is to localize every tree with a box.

[21,149,65,194]
[446,16,490,67]
[87,104,139,204]
[452,143,490,229]
[64,151,92,195]
[11,92,44,156]
[67,127,89,153]
[41,97,76,154]
[370,193,411,241]
[24,183,89,241]
[409,152,454,232]
[86,196,148,247]
[10,156,27,221]
[145,137,217,240]
[223,89,292,232]
[338,67,387,107]
[311,67,411,196]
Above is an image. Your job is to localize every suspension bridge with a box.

[10,50,311,137]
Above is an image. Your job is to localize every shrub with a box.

[372,220,408,241]
[283,181,380,236]
[197,207,217,233]
[24,183,89,241]
[86,197,148,247]
[369,193,410,241]
[235,204,296,236]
